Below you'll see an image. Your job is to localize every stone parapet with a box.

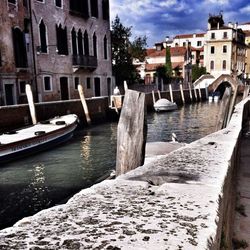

[0,96,248,248]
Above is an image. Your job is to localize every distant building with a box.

[204,14,246,79]
[0,0,112,106]
[172,33,205,49]
[139,44,189,84]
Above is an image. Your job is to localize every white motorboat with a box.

[154,98,178,112]
[0,114,78,164]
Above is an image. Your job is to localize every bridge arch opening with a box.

[214,81,231,99]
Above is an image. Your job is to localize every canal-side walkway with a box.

[233,133,250,249]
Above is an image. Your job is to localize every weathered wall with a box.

[0,97,109,132]
[0,88,207,131]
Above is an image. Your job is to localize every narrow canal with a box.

[0,101,220,229]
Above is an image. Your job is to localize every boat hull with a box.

[0,115,78,164]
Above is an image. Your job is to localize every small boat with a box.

[0,114,78,164]
[154,98,178,112]
[152,90,177,112]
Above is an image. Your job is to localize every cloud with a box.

[110,0,250,47]
[240,4,250,13]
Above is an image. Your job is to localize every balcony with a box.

[72,55,97,71]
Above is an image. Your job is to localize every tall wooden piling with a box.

[157,90,161,99]
[152,90,156,104]
[188,82,193,102]
[180,83,185,104]
[215,87,232,131]
[194,87,198,101]
[243,85,250,100]
[25,84,37,125]
[198,85,202,100]
[124,81,128,92]
[116,89,147,176]
[169,84,174,103]
[226,85,238,126]
[78,84,91,125]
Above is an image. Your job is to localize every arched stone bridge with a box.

[208,74,238,93]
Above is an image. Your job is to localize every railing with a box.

[72,55,97,69]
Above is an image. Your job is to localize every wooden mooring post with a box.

[169,84,174,103]
[116,89,147,176]
[180,83,185,104]
[215,87,232,131]
[25,84,37,125]
[78,84,91,125]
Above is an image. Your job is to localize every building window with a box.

[223,45,227,53]
[44,76,52,91]
[223,32,227,39]
[71,28,77,55]
[93,32,97,57]
[19,81,26,94]
[23,0,28,7]
[78,29,83,55]
[104,35,108,59]
[56,24,68,55]
[74,77,79,89]
[211,33,215,39]
[39,19,47,53]
[102,0,109,20]
[70,0,89,18]
[210,61,214,70]
[8,0,16,4]
[55,0,62,8]
[197,41,202,46]
[12,27,28,67]
[84,30,89,55]
[222,60,226,70]
[36,0,44,2]
[87,77,91,89]
[210,46,215,54]
[91,0,98,18]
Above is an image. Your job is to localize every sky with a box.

[109,0,250,47]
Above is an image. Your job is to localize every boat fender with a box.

[4,131,17,135]
[55,121,66,125]
[35,131,46,136]
[40,120,50,124]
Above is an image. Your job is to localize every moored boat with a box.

[154,98,178,112]
[0,114,78,164]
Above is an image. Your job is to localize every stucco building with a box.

[0,0,112,106]
[204,14,246,79]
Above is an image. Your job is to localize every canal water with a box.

[0,101,220,229]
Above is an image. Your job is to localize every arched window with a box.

[91,0,98,18]
[102,0,109,20]
[78,29,83,55]
[93,32,97,57]
[71,28,77,55]
[84,30,89,56]
[39,19,47,53]
[12,27,27,67]
[103,35,108,59]
[222,60,226,70]
[210,60,214,70]
[56,23,68,55]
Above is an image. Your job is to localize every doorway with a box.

[4,84,15,105]
[60,77,69,100]
[94,77,100,97]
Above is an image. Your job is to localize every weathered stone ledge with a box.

[0,97,248,250]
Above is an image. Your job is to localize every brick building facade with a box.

[0,0,112,106]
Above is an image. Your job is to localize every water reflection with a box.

[0,102,220,229]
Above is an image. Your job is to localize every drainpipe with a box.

[28,0,39,102]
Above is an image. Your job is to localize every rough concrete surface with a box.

[0,98,248,249]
